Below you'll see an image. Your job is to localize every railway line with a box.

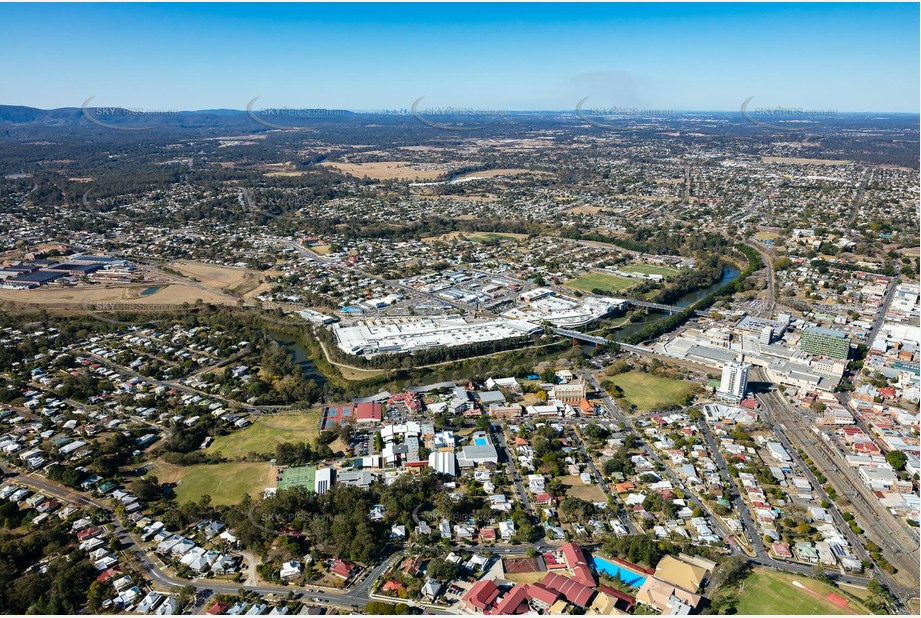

[756,388,917,607]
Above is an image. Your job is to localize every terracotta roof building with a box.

[462,579,500,612]
[540,572,595,608]
[491,584,531,615]
[560,542,597,588]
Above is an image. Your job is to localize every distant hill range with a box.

[0,104,917,146]
[0,104,356,130]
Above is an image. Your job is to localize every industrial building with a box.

[314,467,334,494]
[428,450,458,477]
[332,315,542,357]
[503,293,625,328]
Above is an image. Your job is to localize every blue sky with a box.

[1,3,918,112]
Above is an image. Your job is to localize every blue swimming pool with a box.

[591,556,647,588]
[474,438,488,446]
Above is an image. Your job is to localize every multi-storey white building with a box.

[718,360,751,403]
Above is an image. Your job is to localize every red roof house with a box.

[77,527,102,541]
[96,567,120,583]
[534,492,554,506]
[330,559,358,579]
[771,542,793,559]
[382,580,405,594]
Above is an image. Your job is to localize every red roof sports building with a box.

[540,572,595,608]
[463,579,500,612]
[354,402,382,423]
[322,402,383,427]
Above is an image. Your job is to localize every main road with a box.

[0,463,443,612]
[493,427,532,512]
[696,419,764,557]
[866,273,900,346]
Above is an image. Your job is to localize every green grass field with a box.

[278,464,316,490]
[719,568,866,615]
[606,371,695,411]
[154,461,270,506]
[619,263,680,278]
[467,232,526,243]
[566,271,638,294]
[560,474,607,502]
[208,410,322,458]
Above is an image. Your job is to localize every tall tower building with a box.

[718,360,751,403]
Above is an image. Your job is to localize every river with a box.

[270,331,328,386]
[598,265,740,344]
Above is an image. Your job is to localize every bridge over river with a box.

[552,327,652,354]
[622,298,710,317]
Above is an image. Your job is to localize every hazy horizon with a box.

[5,103,921,115]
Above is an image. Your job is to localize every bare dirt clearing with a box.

[0,283,233,310]
[762,156,850,165]
[320,161,448,181]
[169,260,266,295]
